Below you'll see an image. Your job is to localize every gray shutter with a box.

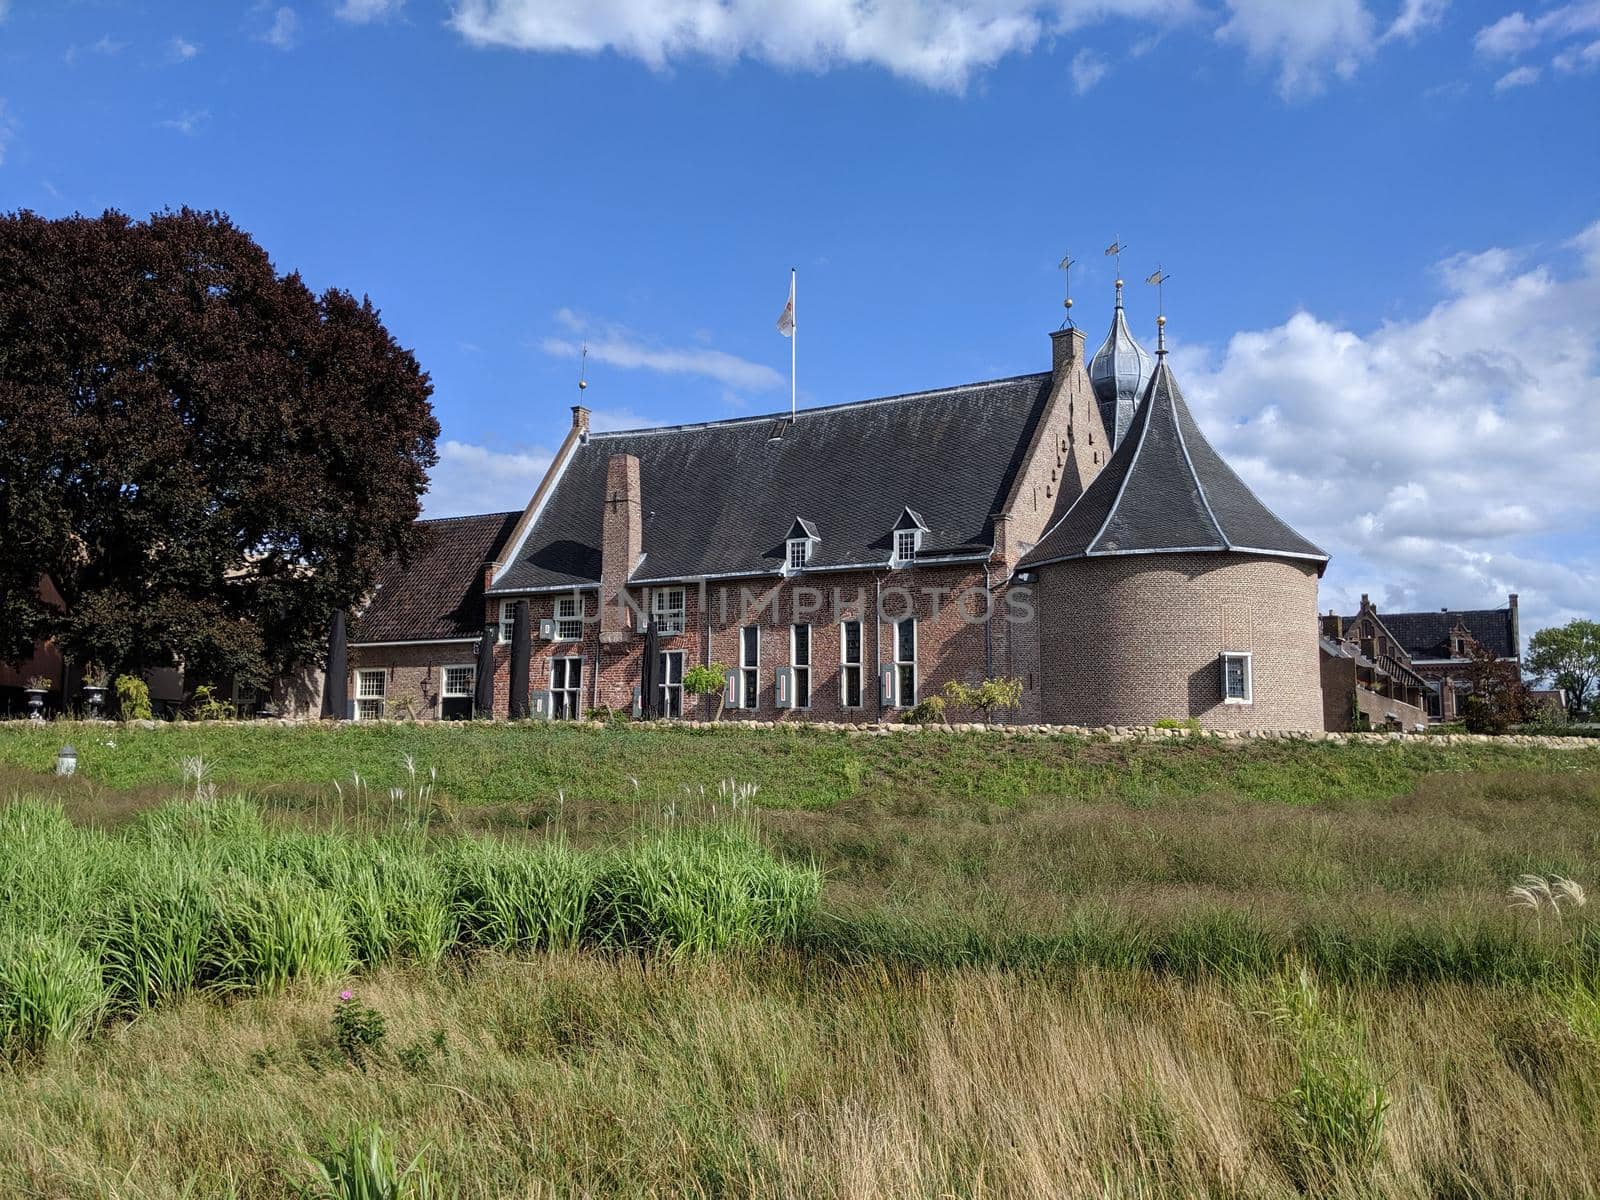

[775,665,792,709]
[724,670,739,706]
[880,664,897,707]
[631,686,642,719]
[539,618,556,641]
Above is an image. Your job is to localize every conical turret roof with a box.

[1019,353,1327,571]
[1088,282,1153,450]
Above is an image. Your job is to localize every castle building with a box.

[344,281,1331,730]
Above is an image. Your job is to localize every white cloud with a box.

[587,407,652,432]
[160,109,210,135]
[260,6,300,49]
[1214,0,1375,97]
[1069,46,1109,92]
[1553,36,1600,70]
[423,440,552,518]
[1175,221,1600,638]
[543,309,784,392]
[1474,0,1600,57]
[0,100,15,167]
[445,0,1430,96]
[170,37,201,61]
[1493,63,1540,89]
[336,0,403,22]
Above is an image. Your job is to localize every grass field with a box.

[1,722,1598,1197]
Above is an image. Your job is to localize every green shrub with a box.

[901,696,946,725]
[303,1125,437,1200]
[114,674,153,720]
[941,677,1024,721]
[0,929,108,1055]
[1152,717,1201,731]
[332,991,388,1070]
[683,662,730,720]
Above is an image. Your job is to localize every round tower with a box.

[1020,324,1328,732]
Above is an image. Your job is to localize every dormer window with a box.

[890,507,927,566]
[783,517,819,575]
[894,529,918,563]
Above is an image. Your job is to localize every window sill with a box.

[1222,697,1253,706]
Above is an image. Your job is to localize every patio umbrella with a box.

[508,600,531,719]
[473,624,496,718]
[641,618,660,719]
[321,610,348,720]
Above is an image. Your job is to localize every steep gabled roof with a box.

[1344,607,1518,660]
[492,373,1054,591]
[1019,355,1327,571]
[352,511,520,643]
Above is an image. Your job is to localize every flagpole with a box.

[790,267,797,419]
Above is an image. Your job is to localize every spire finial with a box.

[1105,237,1128,302]
[1145,267,1171,354]
[1057,253,1075,329]
[578,342,589,392]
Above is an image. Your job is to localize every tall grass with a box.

[0,793,822,1053]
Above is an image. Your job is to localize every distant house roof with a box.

[491,374,1054,592]
[1018,356,1327,571]
[1342,607,1518,661]
[352,511,520,643]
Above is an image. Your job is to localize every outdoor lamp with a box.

[56,744,78,777]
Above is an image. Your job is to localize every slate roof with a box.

[1341,607,1518,661]
[352,511,520,643]
[491,374,1054,592]
[1019,355,1327,571]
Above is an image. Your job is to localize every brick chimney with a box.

[1050,326,1085,379]
[571,405,591,438]
[1508,592,1520,659]
[600,452,642,643]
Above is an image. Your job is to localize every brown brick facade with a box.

[1034,553,1324,730]
[346,642,481,721]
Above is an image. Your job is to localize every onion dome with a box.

[1020,345,1327,571]
[1088,280,1154,450]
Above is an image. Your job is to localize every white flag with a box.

[776,276,795,338]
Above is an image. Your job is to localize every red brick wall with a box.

[346,642,479,720]
[1035,552,1325,731]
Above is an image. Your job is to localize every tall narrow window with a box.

[895,617,917,707]
[1221,652,1252,704]
[651,587,686,635]
[740,626,759,710]
[498,600,518,643]
[355,669,386,721]
[551,656,583,719]
[840,619,862,708]
[554,595,583,641]
[894,529,918,564]
[440,665,474,721]
[791,624,811,710]
[658,650,683,718]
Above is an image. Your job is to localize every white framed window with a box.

[658,650,684,718]
[554,594,583,641]
[791,624,811,709]
[551,656,583,719]
[740,625,759,710]
[1221,652,1252,704]
[895,617,917,707]
[893,528,919,565]
[498,599,521,643]
[651,587,686,635]
[839,619,863,708]
[355,669,386,721]
[440,664,474,721]
[787,539,810,571]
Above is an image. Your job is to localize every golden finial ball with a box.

[1063,297,1073,310]
[1115,278,1124,289]
[578,379,588,390]
[1157,314,1167,326]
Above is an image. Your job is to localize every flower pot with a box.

[82,686,107,720]
[23,688,46,722]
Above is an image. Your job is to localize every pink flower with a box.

[339,989,353,1002]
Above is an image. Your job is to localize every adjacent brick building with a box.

[342,289,1334,731]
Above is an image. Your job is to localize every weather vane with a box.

[578,342,588,393]
[1057,254,1075,328]
[1145,267,1172,351]
[1104,238,1127,290]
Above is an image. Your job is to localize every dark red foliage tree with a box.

[0,208,439,688]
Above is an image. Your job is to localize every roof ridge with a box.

[415,510,521,526]
[587,371,1052,439]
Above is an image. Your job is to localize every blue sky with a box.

[2,0,1597,635]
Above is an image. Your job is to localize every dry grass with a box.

[2,955,1597,1197]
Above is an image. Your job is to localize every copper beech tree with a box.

[0,208,439,689]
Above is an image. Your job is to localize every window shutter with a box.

[539,618,556,641]
[775,666,792,709]
[880,663,897,707]
[346,699,357,721]
[532,690,551,720]
[724,670,739,706]
[631,686,642,719]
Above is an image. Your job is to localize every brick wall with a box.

[1035,552,1325,731]
[346,642,480,720]
[1320,654,1430,731]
